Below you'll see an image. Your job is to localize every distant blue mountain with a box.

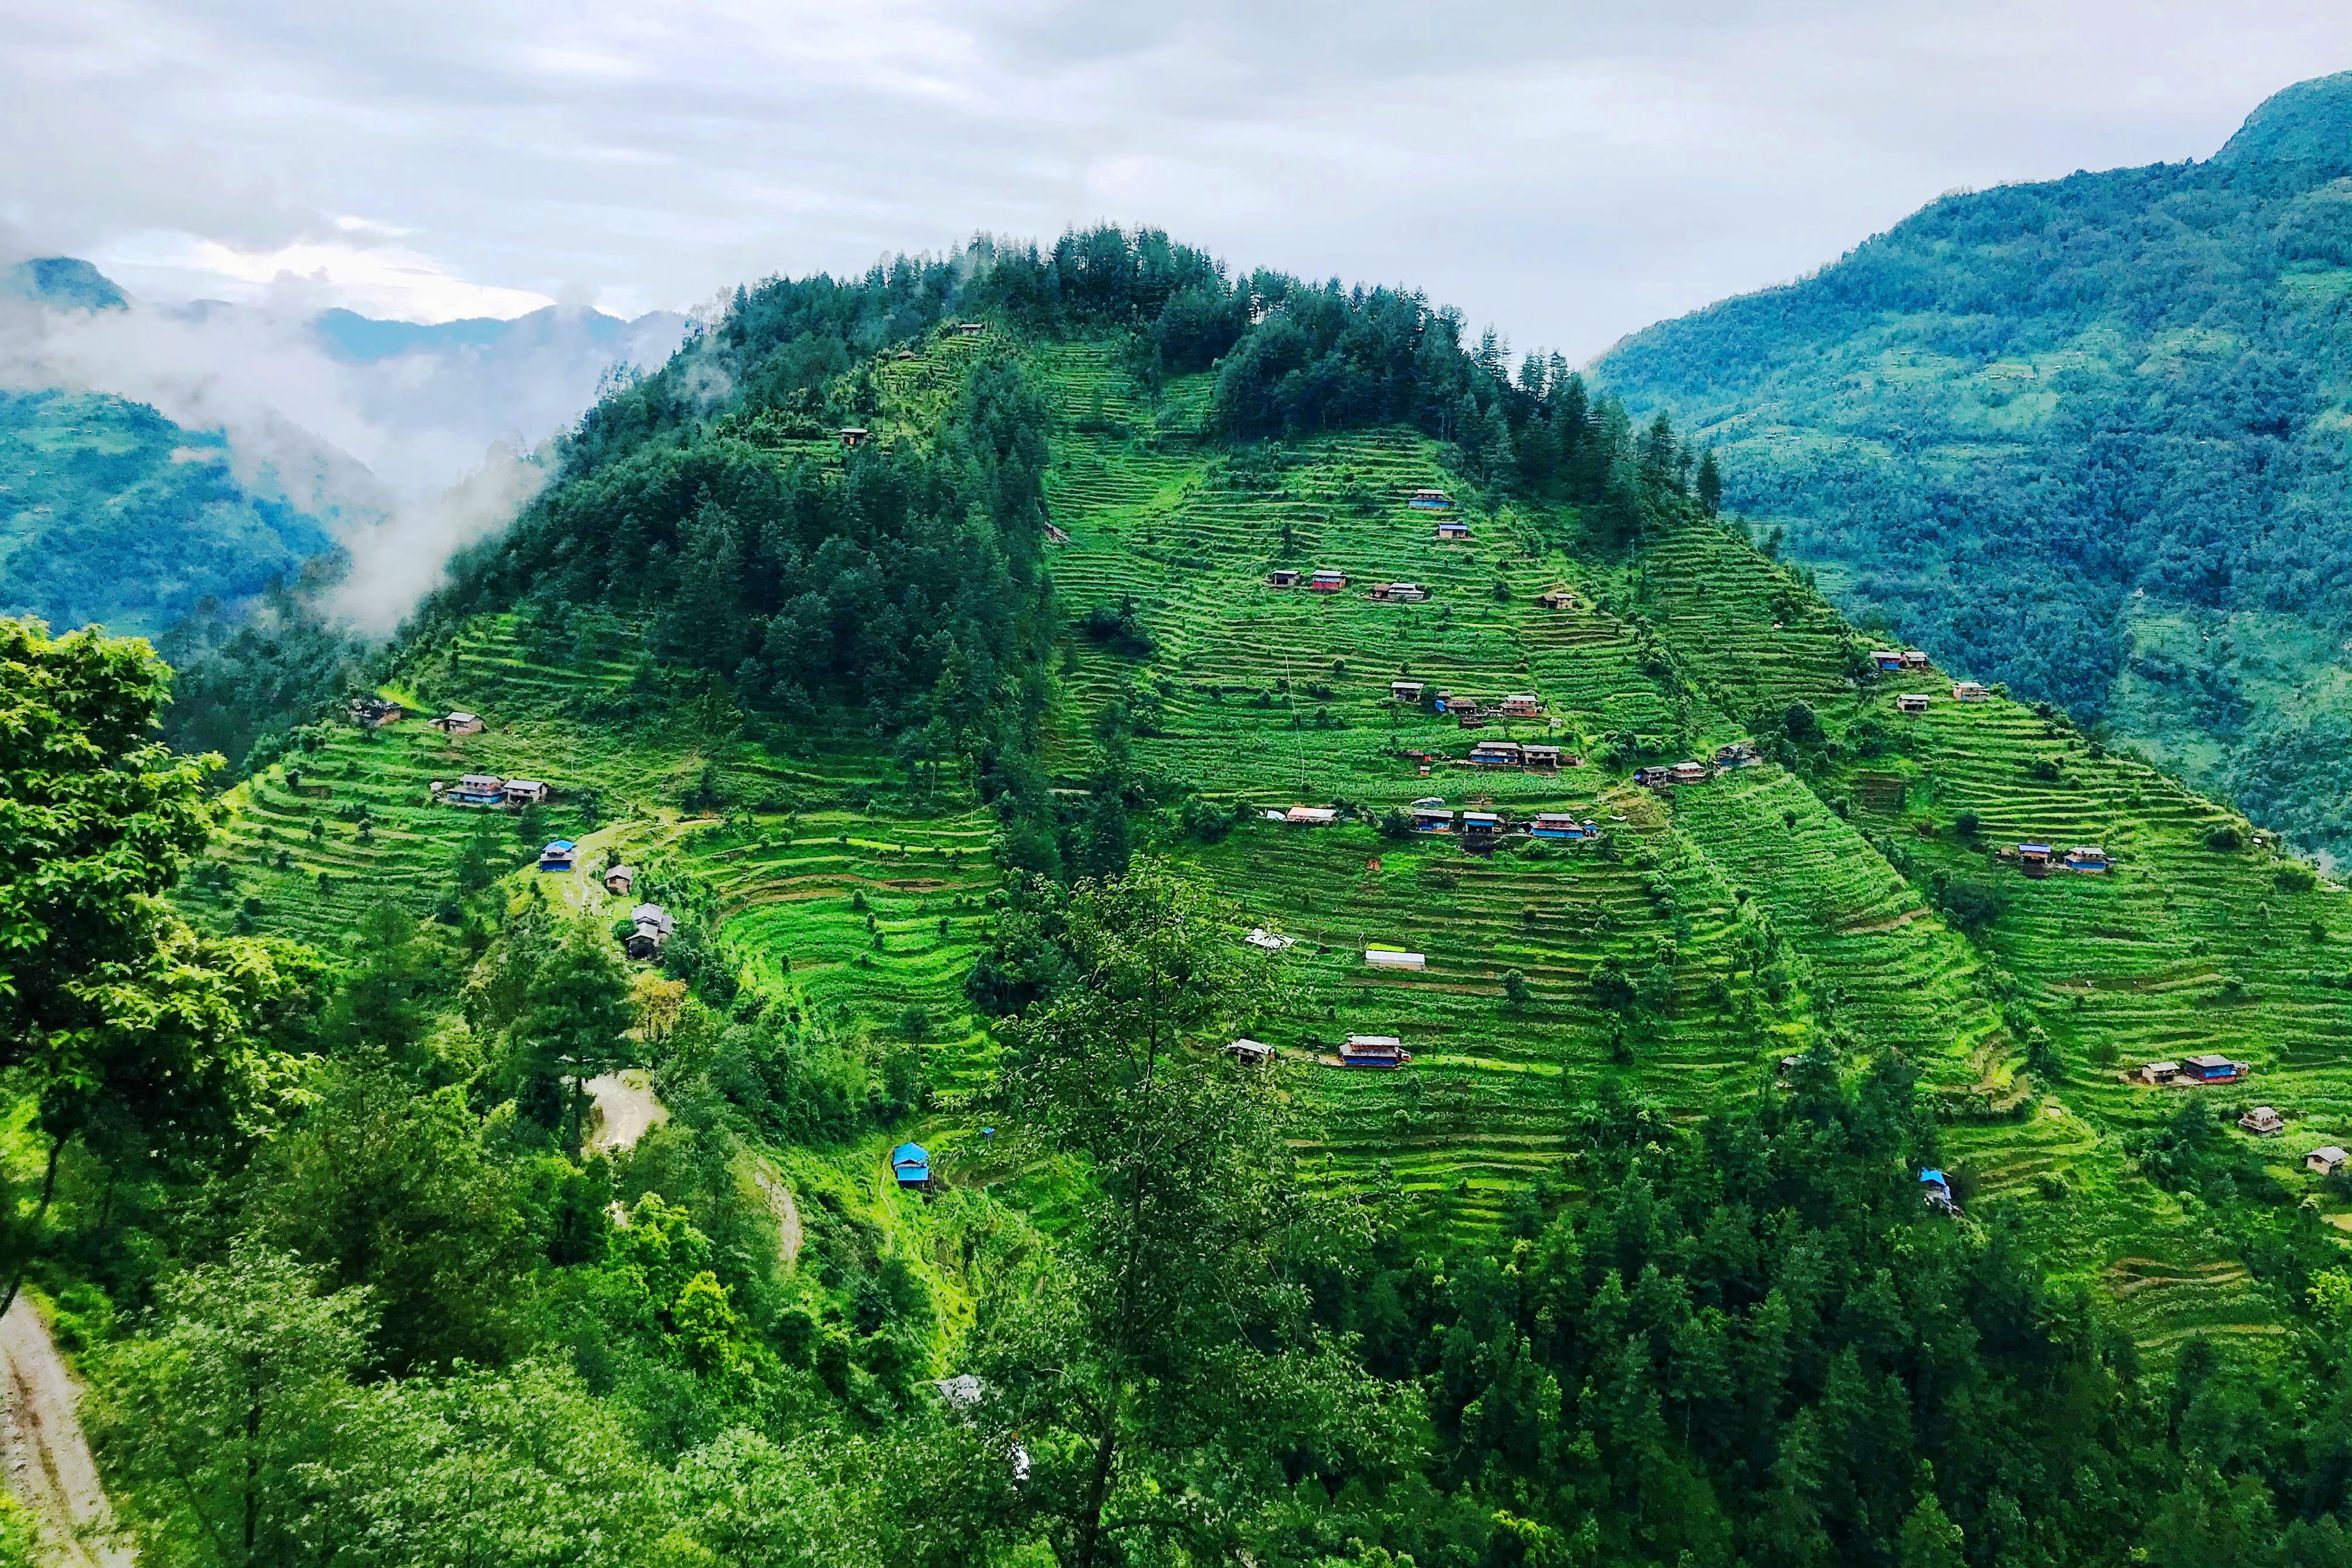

[5,256,127,312]
[310,303,676,363]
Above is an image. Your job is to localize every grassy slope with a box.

[189,331,2352,1351]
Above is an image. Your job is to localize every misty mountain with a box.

[0,259,685,638]
[1596,70,2352,860]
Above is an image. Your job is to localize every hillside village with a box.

[167,319,2352,1363]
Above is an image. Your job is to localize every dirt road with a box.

[583,1070,668,1154]
[0,1298,129,1566]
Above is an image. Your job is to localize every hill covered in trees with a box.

[25,222,2352,1567]
[1596,70,2352,862]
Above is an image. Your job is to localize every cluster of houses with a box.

[2137,1054,2248,1086]
[1633,760,1716,789]
[2012,843,2108,876]
[433,774,553,809]
[1406,798,1601,842]
[1465,737,1567,769]
[1222,1032,1411,1071]
[2234,1109,2351,1176]
[1870,649,1935,674]
[1369,581,1429,602]
[1898,683,1991,709]
[350,697,404,728]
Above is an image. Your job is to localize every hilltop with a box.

[1595,71,2352,862]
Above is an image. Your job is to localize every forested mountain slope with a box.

[33,228,2352,1567]
[1596,70,2352,862]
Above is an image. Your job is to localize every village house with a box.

[1267,568,1301,587]
[2181,1053,2247,1083]
[1634,766,1676,789]
[1919,1169,1958,1215]
[538,840,579,872]
[1903,650,1932,668]
[1436,519,1471,540]
[1715,741,1761,767]
[1369,582,1429,602]
[1531,813,1596,840]
[891,1142,932,1190]
[604,864,636,896]
[1522,744,1563,769]
[1391,680,1425,704]
[1308,568,1348,593]
[1870,649,1905,673]
[503,778,551,807]
[1227,1039,1276,1066]
[1536,589,1576,610]
[1340,1034,1409,1068]
[1671,760,1710,785]
[945,321,987,336]
[1460,810,1503,845]
[2018,843,2054,875]
[2309,1146,2349,1176]
[1412,805,1456,833]
[1897,694,1932,714]
[1407,488,1452,510]
[432,711,485,736]
[1365,949,1428,971]
[350,696,403,728]
[1953,681,1989,702]
[1245,927,1298,951]
[1467,738,1524,767]
[1499,693,1543,718]
[2240,1106,2286,1135]
[1284,806,1339,826]
[449,774,506,807]
[838,427,870,448]
[2139,1060,2181,1086]
[2065,845,2109,872]
[625,904,676,960]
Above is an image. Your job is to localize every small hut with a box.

[2240,1106,2286,1135]
[1897,694,1931,714]
[1902,650,1932,668]
[1499,694,1543,718]
[1340,1035,1409,1068]
[504,778,551,806]
[891,1143,932,1190]
[1522,744,1563,769]
[1870,650,1905,673]
[350,696,404,728]
[1267,568,1301,587]
[1671,760,1709,785]
[1227,1039,1276,1066]
[2065,846,2108,872]
[1407,488,1452,510]
[1364,949,1427,971]
[604,864,636,896]
[1459,811,1502,845]
[538,840,578,872]
[1391,680,1425,704]
[1412,806,1455,833]
[433,711,485,736]
[1436,519,1471,540]
[1919,1169,1958,1214]
[838,427,870,448]
[2308,1146,2349,1176]
[1536,588,1576,610]
[2182,1053,2246,1083]
[2138,1061,2181,1086]
[1284,806,1338,826]
[451,774,506,806]
[1467,739,1524,767]
[1531,813,1591,840]
[625,904,676,960]
[1714,741,1761,766]
[944,321,987,337]
[1953,681,1989,702]
[1307,569,1348,593]
[2018,843,2053,875]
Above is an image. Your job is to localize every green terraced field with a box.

[196,330,2352,1351]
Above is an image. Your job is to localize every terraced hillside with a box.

[190,324,2352,1351]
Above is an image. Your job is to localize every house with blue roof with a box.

[539,840,578,872]
[891,1142,932,1190]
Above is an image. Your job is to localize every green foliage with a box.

[1600,73,2352,858]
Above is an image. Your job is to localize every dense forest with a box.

[1597,70,2352,860]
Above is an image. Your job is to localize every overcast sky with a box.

[5,1,2347,361]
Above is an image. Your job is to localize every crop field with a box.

[193,330,2352,1348]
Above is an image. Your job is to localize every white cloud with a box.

[95,232,555,322]
[0,0,2347,353]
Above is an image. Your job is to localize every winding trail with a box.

[0,1298,129,1566]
